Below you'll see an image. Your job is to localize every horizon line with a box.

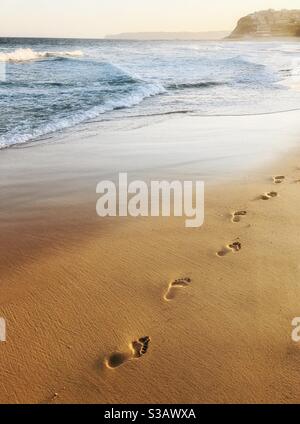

[0,30,231,41]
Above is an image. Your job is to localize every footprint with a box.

[232,210,247,223]
[261,191,278,200]
[106,336,151,369]
[217,241,242,257]
[273,176,285,184]
[164,277,191,301]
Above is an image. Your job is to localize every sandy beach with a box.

[1,111,300,404]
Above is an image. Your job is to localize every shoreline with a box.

[1,113,300,403]
[3,105,300,153]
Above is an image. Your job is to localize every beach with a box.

[1,112,300,404]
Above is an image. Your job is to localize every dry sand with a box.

[1,115,300,404]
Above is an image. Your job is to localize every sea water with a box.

[0,38,300,149]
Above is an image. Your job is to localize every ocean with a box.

[0,37,300,149]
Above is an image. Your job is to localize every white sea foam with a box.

[0,48,83,62]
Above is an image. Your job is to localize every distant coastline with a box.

[106,9,300,41]
[105,31,230,41]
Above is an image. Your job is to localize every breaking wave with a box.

[0,48,83,62]
[0,79,165,149]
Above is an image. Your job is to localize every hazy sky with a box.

[1,0,299,38]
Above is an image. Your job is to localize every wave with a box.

[223,55,265,68]
[0,48,83,62]
[0,81,165,149]
[168,81,225,90]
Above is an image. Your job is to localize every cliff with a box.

[228,9,300,39]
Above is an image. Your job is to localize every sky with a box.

[0,0,299,38]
